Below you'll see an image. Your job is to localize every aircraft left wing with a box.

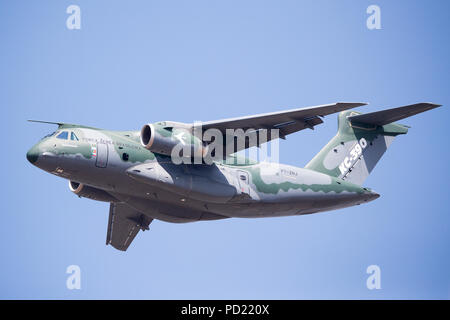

[196,102,367,154]
[106,203,153,251]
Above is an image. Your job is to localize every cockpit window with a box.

[41,131,57,140]
[56,131,69,140]
[70,132,79,141]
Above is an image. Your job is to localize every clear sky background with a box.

[1,0,449,299]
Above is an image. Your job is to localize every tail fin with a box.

[305,103,441,185]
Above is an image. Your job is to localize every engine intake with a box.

[69,181,116,202]
[140,123,207,160]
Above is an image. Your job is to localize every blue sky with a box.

[1,0,449,299]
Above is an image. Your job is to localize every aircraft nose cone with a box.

[372,191,380,199]
[367,190,380,201]
[26,145,39,164]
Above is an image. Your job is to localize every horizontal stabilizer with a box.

[347,103,441,126]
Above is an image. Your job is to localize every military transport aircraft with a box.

[26,102,440,251]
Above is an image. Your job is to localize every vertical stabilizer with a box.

[305,103,441,185]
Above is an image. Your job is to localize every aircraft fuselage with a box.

[27,126,378,223]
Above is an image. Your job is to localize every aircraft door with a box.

[96,143,108,168]
[237,170,250,195]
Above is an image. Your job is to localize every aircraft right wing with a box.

[106,203,153,251]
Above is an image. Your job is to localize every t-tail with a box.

[305,103,441,185]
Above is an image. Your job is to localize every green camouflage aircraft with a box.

[27,102,440,251]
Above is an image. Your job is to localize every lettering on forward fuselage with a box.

[338,138,367,176]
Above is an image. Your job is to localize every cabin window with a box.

[70,132,79,141]
[56,131,69,140]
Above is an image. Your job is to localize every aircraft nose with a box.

[366,190,380,201]
[26,145,40,164]
[372,191,380,199]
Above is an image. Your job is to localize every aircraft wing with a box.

[106,203,153,251]
[197,102,367,154]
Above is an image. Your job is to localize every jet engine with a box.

[140,123,207,160]
[69,181,116,202]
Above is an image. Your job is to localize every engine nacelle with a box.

[69,181,116,202]
[140,123,207,160]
